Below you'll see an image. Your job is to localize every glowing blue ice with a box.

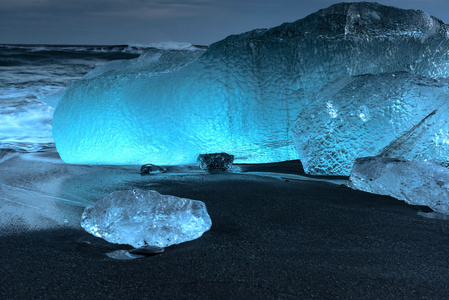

[81,189,212,248]
[53,3,449,165]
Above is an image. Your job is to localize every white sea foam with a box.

[0,100,55,151]
[130,41,205,51]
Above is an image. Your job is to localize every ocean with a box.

[0,43,203,153]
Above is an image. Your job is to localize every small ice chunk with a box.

[140,164,166,175]
[348,156,449,214]
[197,153,234,171]
[81,189,212,248]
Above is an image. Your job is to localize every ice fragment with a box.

[348,156,449,214]
[140,164,166,175]
[81,189,212,248]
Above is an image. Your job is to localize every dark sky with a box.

[1,0,448,46]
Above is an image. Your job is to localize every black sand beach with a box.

[1,153,449,299]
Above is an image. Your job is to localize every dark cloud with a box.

[1,0,449,45]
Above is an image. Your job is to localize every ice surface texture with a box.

[349,157,449,214]
[81,189,212,248]
[53,2,449,165]
[292,73,449,175]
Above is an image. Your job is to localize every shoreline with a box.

[2,151,449,298]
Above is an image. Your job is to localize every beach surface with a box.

[1,151,449,299]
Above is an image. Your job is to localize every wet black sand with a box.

[2,160,449,299]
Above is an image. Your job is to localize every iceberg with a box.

[81,189,212,248]
[292,72,449,175]
[53,2,449,166]
[348,156,449,214]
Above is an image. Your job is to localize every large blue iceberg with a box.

[53,2,449,166]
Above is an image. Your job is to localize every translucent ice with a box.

[292,72,449,175]
[348,156,449,214]
[53,2,449,165]
[81,189,212,248]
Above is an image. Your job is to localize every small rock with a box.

[197,153,234,171]
[140,164,166,175]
